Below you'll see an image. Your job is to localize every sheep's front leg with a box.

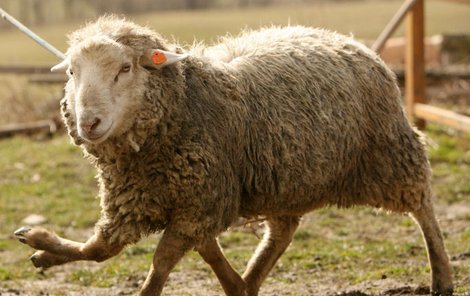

[139,228,195,296]
[14,226,124,268]
[196,238,247,296]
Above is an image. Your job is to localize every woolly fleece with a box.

[60,17,430,246]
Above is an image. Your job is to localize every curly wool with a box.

[61,17,431,246]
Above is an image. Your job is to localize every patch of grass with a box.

[220,230,259,247]
[399,218,414,228]
[427,125,470,164]
[351,265,429,284]
[69,266,123,288]
[426,124,470,205]
[69,269,97,287]
[0,75,63,125]
[293,229,313,241]
[0,267,11,281]
[0,136,98,230]
[0,135,97,282]
[124,244,154,257]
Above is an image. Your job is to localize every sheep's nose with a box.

[80,117,101,135]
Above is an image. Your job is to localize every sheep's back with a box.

[196,27,429,216]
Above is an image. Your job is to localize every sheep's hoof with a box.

[14,226,32,244]
[29,251,53,269]
[30,253,41,267]
[432,288,454,296]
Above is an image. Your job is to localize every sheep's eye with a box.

[121,64,131,73]
[115,64,131,83]
[69,69,74,76]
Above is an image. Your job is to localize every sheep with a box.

[14,16,453,296]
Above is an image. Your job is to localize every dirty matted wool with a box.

[60,19,430,246]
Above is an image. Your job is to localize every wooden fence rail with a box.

[414,103,470,133]
[371,0,417,53]
[373,0,470,133]
[0,119,57,139]
[0,65,52,74]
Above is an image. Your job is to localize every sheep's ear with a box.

[51,59,69,73]
[140,49,188,69]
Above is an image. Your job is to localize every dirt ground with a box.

[0,275,446,296]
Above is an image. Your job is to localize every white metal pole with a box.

[0,7,65,60]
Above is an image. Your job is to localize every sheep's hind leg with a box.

[14,226,124,267]
[410,198,453,295]
[139,227,195,296]
[242,216,300,296]
[197,237,247,296]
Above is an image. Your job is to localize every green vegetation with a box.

[427,125,470,205]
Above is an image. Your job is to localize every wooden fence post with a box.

[405,0,426,129]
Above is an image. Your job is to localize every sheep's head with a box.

[53,34,187,147]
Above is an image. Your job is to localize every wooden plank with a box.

[28,74,67,84]
[371,0,417,53]
[0,65,52,74]
[393,66,470,80]
[414,103,470,133]
[405,0,426,129]
[443,0,470,4]
[0,120,57,139]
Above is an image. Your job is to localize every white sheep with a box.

[14,16,453,296]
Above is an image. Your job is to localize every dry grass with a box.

[0,76,63,125]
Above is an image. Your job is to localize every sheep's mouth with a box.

[83,122,114,143]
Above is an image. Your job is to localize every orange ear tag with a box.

[152,52,167,65]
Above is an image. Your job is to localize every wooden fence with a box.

[373,0,470,133]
